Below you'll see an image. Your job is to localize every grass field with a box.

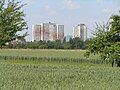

[0,49,120,90]
[0,49,99,59]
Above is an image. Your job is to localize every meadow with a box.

[0,49,87,58]
[0,49,120,90]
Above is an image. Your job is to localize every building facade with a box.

[49,23,57,41]
[32,22,64,42]
[73,24,87,41]
[32,25,41,42]
[57,25,64,41]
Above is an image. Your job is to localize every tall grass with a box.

[0,60,119,90]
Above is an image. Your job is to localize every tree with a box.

[63,42,71,49]
[72,37,84,49]
[69,38,73,44]
[63,37,66,44]
[85,13,120,67]
[0,0,27,48]
[46,40,54,49]
[26,42,39,49]
[54,40,63,49]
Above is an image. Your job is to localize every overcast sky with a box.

[21,0,120,41]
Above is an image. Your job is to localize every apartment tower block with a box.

[32,22,64,42]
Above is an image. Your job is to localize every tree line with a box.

[0,0,120,67]
[7,37,88,49]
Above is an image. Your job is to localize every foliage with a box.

[7,37,86,49]
[86,13,120,67]
[72,37,85,49]
[0,0,27,48]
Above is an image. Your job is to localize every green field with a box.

[0,49,120,90]
[0,49,99,59]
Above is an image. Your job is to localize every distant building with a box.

[73,24,87,41]
[32,25,41,42]
[32,22,64,42]
[57,25,64,41]
[49,22,57,41]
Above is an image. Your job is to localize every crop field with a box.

[0,49,120,90]
[0,49,99,59]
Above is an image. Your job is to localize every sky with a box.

[20,0,120,41]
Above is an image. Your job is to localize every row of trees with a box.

[7,37,88,49]
[0,0,87,50]
[0,0,119,67]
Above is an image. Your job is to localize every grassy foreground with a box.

[0,49,119,90]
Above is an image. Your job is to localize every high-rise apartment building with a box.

[57,25,64,41]
[73,24,87,41]
[49,23,57,41]
[32,25,41,42]
[32,22,64,42]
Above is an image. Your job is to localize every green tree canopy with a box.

[0,0,27,48]
[86,13,120,67]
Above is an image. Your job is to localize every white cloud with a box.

[63,0,80,9]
